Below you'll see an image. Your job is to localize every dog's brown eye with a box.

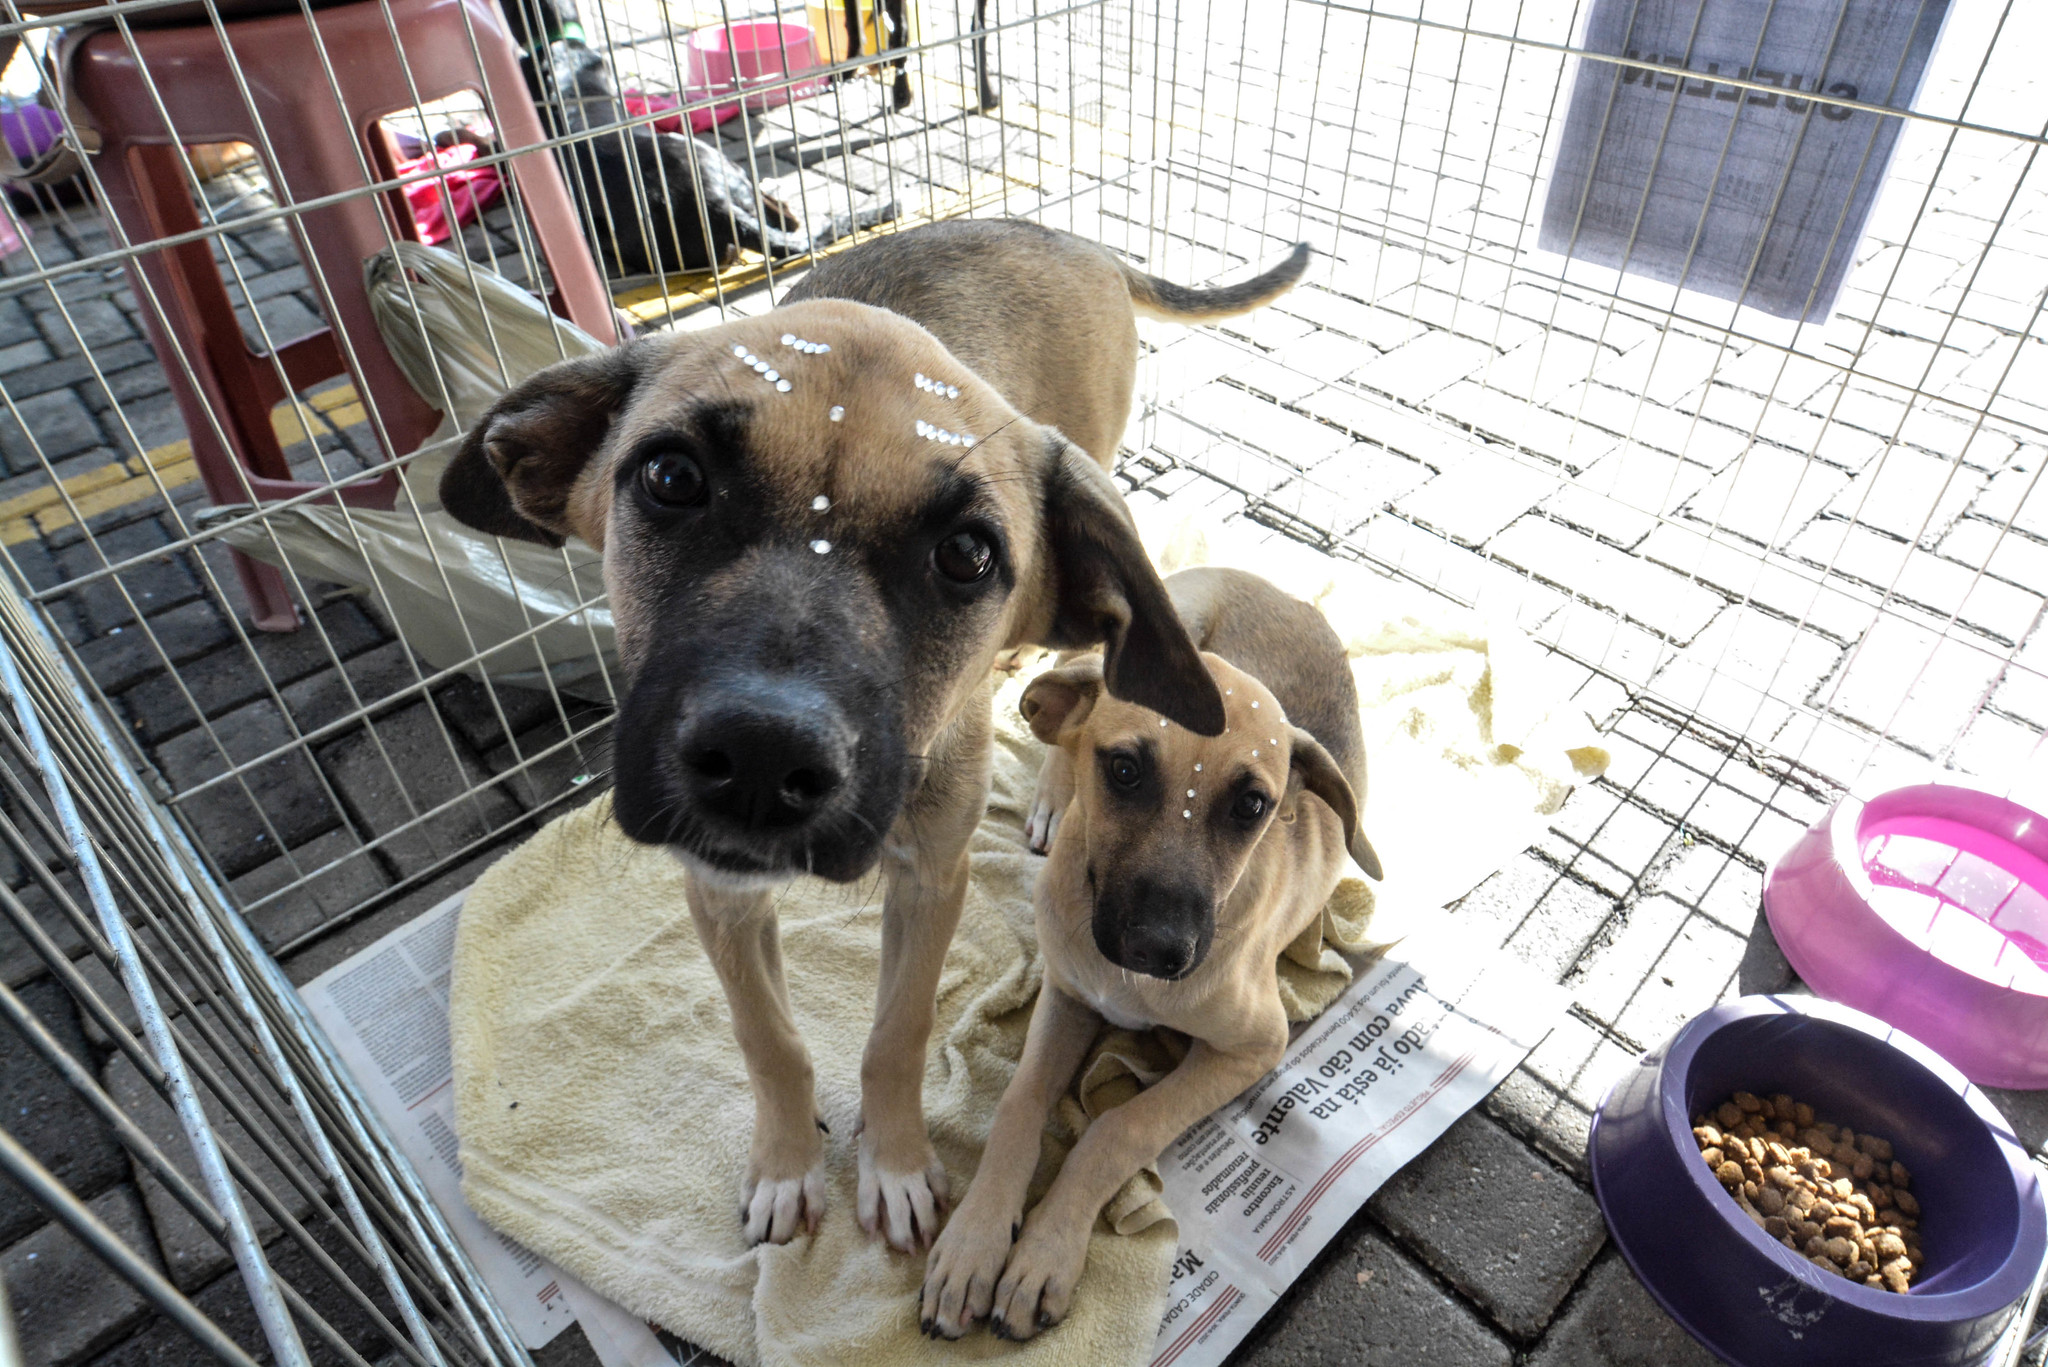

[933,529,994,583]
[1232,791,1268,822]
[640,450,707,507]
[1109,755,1141,788]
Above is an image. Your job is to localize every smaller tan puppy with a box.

[920,567,1381,1339]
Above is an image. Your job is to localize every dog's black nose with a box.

[1114,923,1199,979]
[1096,877,1213,980]
[681,682,848,831]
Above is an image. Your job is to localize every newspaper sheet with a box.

[302,895,1566,1367]
[1540,0,1951,321]
[1144,924,1567,1367]
[300,894,675,1365]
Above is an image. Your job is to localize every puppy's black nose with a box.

[1114,923,1198,979]
[681,682,848,831]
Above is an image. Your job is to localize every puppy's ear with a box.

[1019,656,1104,746]
[1288,726,1382,880]
[1040,437,1226,736]
[440,341,654,547]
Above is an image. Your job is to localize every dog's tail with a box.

[1118,241,1312,324]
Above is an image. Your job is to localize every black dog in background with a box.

[502,0,898,277]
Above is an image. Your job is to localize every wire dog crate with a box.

[0,0,2043,1360]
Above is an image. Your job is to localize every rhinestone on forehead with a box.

[829,405,845,422]
[812,495,831,512]
[810,539,831,554]
[914,419,977,447]
[733,347,793,395]
[782,333,830,354]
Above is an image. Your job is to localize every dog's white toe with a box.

[857,1133,950,1253]
[989,1218,1086,1340]
[919,1197,1017,1337]
[741,1165,825,1246]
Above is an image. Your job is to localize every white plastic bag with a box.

[213,243,618,700]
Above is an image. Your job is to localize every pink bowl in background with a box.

[682,20,826,132]
[1764,782,2048,1090]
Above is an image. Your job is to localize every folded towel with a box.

[449,521,1609,1367]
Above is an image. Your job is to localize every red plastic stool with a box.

[73,0,616,630]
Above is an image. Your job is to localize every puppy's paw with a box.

[740,1162,826,1246]
[988,1215,1088,1340]
[1025,750,1074,855]
[919,1193,1019,1338]
[857,1128,950,1253]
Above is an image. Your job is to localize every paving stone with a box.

[1356,516,1569,630]
[1532,601,1675,688]
[123,600,385,743]
[154,700,345,878]
[1394,453,1562,547]
[4,1184,158,1367]
[1969,456,2048,542]
[1939,517,2048,594]
[1350,330,1494,402]
[88,1219,400,1367]
[0,854,97,978]
[431,675,566,753]
[105,1012,314,1292]
[1491,518,1726,645]
[1172,383,1357,466]
[1367,1111,1606,1338]
[230,827,391,957]
[486,713,611,812]
[52,519,199,636]
[1544,445,1712,548]
[1648,606,1843,739]
[1681,446,1849,548]
[1818,615,2008,754]
[1571,894,1749,1045]
[320,704,520,879]
[278,640,421,735]
[1635,521,1886,642]
[1296,386,1484,471]
[1528,1250,1722,1367]
[1234,1218,1513,1367]
[1434,383,1619,472]
[0,976,126,1247]
[1825,448,1986,547]
[0,337,52,370]
[1492,863,1621,983]
[71,601,236,697]
[280,850,503,985]
[0,388,103,473]
[1983,1087,2048,1159]
[37,299,134,356]
[0,342,155,402]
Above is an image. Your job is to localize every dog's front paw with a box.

[919,1191,1019,1338]
[741,1161,825,1246]
[989,1212,1088,1340]
[740,1119,826,1245]
[857,1126,950,1253]
[1025,749,1074,855]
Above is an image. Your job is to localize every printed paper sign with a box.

[1541,0,1951,321]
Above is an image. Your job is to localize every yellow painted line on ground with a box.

[0,384,366,545]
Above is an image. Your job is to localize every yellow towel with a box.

[448,522,1609,1367]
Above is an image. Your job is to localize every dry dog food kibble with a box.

[1692,1091,1923,1293]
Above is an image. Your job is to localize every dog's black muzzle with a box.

[1093,875,1216,981]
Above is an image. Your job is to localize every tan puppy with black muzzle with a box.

[920,566,1381,1338]
[437,221,1312,1253]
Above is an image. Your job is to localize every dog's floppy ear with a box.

[1019,655,1105,745]
[1040,437,1226,736]
[1288,725,1382,880]
[439,341,654,547]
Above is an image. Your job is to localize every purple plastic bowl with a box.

[1589,995,2045,1367]
[1764,783,2048,1089]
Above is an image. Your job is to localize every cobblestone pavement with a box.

[2,0,2047,1363]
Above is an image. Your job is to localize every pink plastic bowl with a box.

[684,20,825,128]
[1764,783,2048,1090]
